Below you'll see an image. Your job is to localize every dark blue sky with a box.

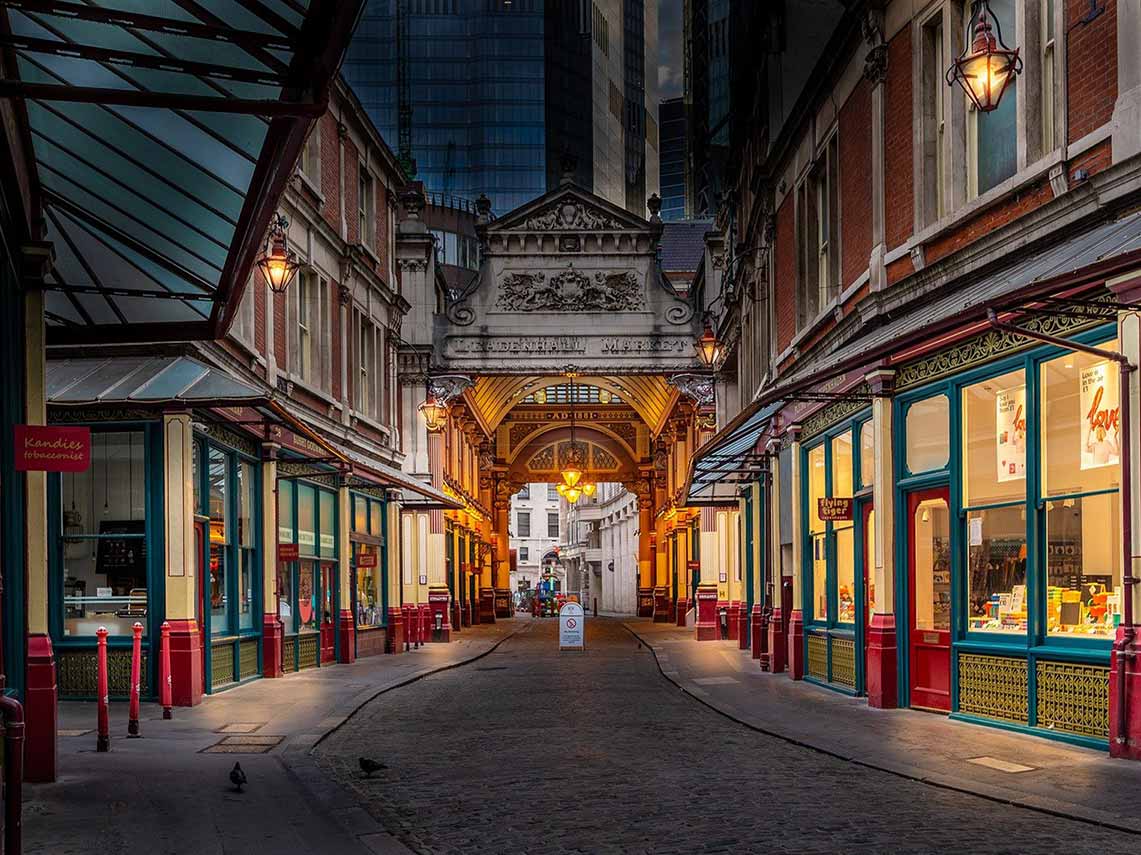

[658,0,683,100]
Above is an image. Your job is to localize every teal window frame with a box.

[349,490,389,635]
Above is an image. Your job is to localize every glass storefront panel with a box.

[353,495,368,533]
[905,395,950,473]
[60,430,147,637]
[356,543,382,628]
[209,543,228,631]
[369,501,382,536]
[298,485,316,555]
[962,369,1027,506]
[298,561,318,632]
[321,562,334,625]
[278,559,294,626]
[237,460,254,629]
[835,524,855,623]
[812,533,827,621]
[914,498,951,631]
[208,447,227,542]
[860,421,874,489]
[319,491,336,559]
[866,508,876,622]
[278,479,294,626]
[1040,342,1120,496]
[808,445,826,534]
[832,433,853,498]
[966,505,1027,633]
[1046,492,1121,638]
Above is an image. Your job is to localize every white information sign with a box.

[559,601,585,651]
[995,385,1026,483]
[1080,360,1120,470]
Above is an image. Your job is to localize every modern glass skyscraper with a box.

[343,0,547,215]
[658,97,686,221]
[343,0,658,217]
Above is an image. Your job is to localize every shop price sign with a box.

[559,601,585,651]
[818,497,853,522]
[356,552,378,568]
[14,425,90,472]
[277,543,299,562]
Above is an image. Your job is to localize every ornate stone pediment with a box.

[496,269,643,313]
[523,197,625,231]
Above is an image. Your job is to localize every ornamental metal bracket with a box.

[426,374,473,405]
[669,372,715,407]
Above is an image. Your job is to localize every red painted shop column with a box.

[864,371,897,707]
[165,414,203,706]
[786,426,805,680]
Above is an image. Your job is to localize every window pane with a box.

[966,506,1027,633]
[369,501,383,536]
[836,524,855,623]
[1040,342,1120,497]
[974,0,1018,194]
[807,444,826,534]
[832,432,853,497]
[866,508,877,622]
[210,543,228,632]
[1046,492,1121,639]
[298,485,316,556]
[299,561,318,631]
[61,430,147,637]
[962,369,1026,506]
[209,448,227,543]
[239,549,253,630]
[915,498,951,631]
[354,495,368,533]
[356,544,382,628]
[860,421,875,489]
[238,461,254,549]
[192,440,201,513]
[278,479,294,542]
[905,396,950,473]
[812,533,827,620]
[319,490,336,559]
[278,560,293,626]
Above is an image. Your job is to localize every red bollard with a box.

[96,626,110,752]
[128,622,143,736]
[160,621,173,719]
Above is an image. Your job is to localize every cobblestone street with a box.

[316,618,1138,855]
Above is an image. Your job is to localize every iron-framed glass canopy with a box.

[1,0,363,344]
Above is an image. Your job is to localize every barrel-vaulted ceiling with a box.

[464,375,677,437]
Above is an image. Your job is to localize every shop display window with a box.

[966,505,1027,633]
[860,421,874,489]
[913,498,951,631]
[298,562,319,632]
[835,525,855,623]
[832,433,853,498]
[865,508,876,622]
[812,533,827,621]
[59,430,148,637]
[353,495,368,532]
[237,460,255,629]
[962,369,1027,507]
[808,444,827,621]
[356,544,383,628]
[808,445,826,535]
[278,480,295,625]
[319,490,336,560]
[905,395,949,473]
[1045,493,1121,638]
[208,448,229,632]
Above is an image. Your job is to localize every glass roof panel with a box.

[44,291,86,327]
[74,292,123,325]
[130,358,210,400]
[115,295,211,324]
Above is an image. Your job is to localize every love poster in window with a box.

[995,385,1026,482]
[1080,361,1120,470]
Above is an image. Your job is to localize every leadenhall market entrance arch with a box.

[394,178,738,633]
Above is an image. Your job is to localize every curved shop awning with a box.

[1,0,363,345]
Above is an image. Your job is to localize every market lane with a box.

[316,617,1136,855]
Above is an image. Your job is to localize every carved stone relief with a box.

[496,270,643,313]
[523,197,624,231]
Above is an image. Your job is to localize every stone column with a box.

[675,524,690,625]
[22,280,56,782]
[1113,0,1141,163]
[336,482,355,662]
[261,448,284,676]
[386,498,405,651]
[163,413,202,706]
[1109,279,1141,758]
[787,425,805,679]
[865,370,898,708]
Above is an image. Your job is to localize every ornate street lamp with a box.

[564,485,582,504]
[946,1,1022,113]
[581,482,596,498]
[418,374,472,432]
[418,392,448,432]
[559,383,587,488]
[694,317,723,369]
[256,213,300,294]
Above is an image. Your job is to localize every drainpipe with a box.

[986,309,1137,747]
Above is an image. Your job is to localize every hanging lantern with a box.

[556,482,568,496]
[559,440,586,488]
[418,392,448,432]
[581,482,596,497]
[564,485,582,504]
[695,318,723,368]
[256,213,301,294]
[946,1,1022,113]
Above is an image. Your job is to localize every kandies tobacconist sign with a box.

[14,425,91,472]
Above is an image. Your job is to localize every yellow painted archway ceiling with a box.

[465,375,677,436]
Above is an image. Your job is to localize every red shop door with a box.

[908,488,951,712]
[319,562,335,664]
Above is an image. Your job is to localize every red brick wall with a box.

[840,77,872,288]
[320,114,340,231]
[345,140,360,246]
[774,195,796,353]
[924,177,1053,266]
[884,28,913,250]
[1067,0,1117,143]
[254,271,266,355]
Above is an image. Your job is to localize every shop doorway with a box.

[907,488,951,712]
[320,561,335,663]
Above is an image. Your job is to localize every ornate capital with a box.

[864,368,896,397]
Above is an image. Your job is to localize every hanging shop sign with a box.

[1080,361,1120,469]
[14,425,90,472]
[356,552,378,568]
[559,601,585,651]
[995,385,1027,482]
[817,497,853,521]
[277,542,299,562]
[686,560,700,571]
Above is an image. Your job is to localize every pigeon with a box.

[229,762,247,793]
[359,756,387,778]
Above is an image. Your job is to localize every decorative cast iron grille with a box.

[298,633,319,670]
[957,653,1028,724]
[212,642,236,688]
[802,384,871,440]
[239,639,259,681]
[807,634,828,681]
[58,648,149,699]
[830,637,857,689]
[1035,660,1109,740]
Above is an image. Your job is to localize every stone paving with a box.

[317,618,1139,855]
